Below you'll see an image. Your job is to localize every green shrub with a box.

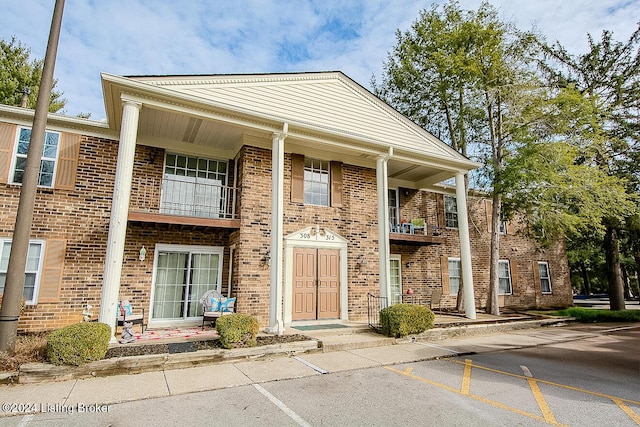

[552,307,640,322]
[380,303,435,338]
[216,314,259,349]
[46,322,111,366]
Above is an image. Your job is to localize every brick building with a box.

[0,72,572,338]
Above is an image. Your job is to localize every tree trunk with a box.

[622,265,632,299]
[485,90,502,316]
[580,262,591,296]
[487,193,502,315]
[633,251,640,299]
[604,226,626,310]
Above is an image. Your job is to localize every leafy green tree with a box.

[374,1,546,314]
[375,1,637,314]
[538,25,640,310]
[0,36,66,112]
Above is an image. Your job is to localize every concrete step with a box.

[316,331,396,352]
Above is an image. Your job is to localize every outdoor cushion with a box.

[220,297,236,313]
[119,300,133,316]
[209,297,221,312]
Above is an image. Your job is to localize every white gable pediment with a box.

[285,225,348,247]
[131,72,471,165]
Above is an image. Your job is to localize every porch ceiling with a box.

[136,106,257,154]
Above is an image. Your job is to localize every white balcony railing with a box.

[131,175,238,220]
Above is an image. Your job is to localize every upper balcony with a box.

[389,220,445,246]
[128,175,240,229]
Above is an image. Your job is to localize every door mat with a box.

[291,324,351,331]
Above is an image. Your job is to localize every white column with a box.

[376,152,392,302]
[269,127,286,334]
[99,99,141,340]
[455,172,476,319]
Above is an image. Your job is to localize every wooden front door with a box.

[292,248,340,320]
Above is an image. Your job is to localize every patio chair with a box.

[429,289,443,313]
[411,218,426,235]
[200,290,235,329]
[116,300,145,333]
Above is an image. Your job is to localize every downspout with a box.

[269,123,287,335]
[376,147,393,303]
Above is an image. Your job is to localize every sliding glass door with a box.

[151,245,223,322]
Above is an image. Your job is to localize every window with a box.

[538,262,552,293]
[499,220,507,234]
[161,154,228,218]
[444,195,458,228]
[498,260,512,295]
[388,189,399,228]
[448,258,461,295]
[390,255,402,305]
[304,158,329,206]
[0,239,44,304]
[11,127,60,187]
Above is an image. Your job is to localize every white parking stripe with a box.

[293,356,329,374]
[413,341,460,354]
[253,383,312,427]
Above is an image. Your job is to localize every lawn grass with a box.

[551,307,640,322]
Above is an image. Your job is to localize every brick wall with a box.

[392,190,572,311]
[1,135,117,331]
[0,124,572,332]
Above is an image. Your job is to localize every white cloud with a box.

[1,0,638,120]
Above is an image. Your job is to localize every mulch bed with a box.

[104,334,312,358]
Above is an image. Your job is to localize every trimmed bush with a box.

[216,314,259,349]
[46,322,111,366]
[380,303,435,338]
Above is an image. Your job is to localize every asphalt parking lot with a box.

[1,323,637,426]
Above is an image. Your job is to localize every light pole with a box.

[0,0,65,353]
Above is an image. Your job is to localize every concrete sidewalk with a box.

[0,313,582,418]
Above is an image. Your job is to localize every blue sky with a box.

[1,0,639,120]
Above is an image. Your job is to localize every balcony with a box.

[389,221,445,246]
[128,176,240,229]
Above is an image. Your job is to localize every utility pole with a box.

[0,0,65,353]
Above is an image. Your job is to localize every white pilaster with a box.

[99,99,141,340]
[376,152,392,302]
[455,172,476,319]
[269,126,286,334]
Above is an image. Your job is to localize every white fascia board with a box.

[0,104,115,139]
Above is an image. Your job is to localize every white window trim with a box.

[538,261,552,294]
[444,195,459,229]
[498,259,513,295]
[388,188,399,228]
[303,157,330,207]
[499,220,507,234]
[0,238,45,305]
[390,254,402,305]
[149,244,224,328]
[448,257,461,296]
[9,127,61,188]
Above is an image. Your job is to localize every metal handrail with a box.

[367,293,388,332]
